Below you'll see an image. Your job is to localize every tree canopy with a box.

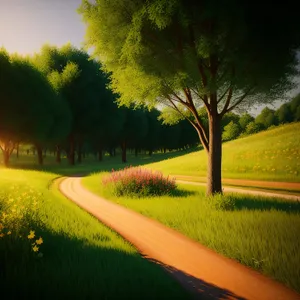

[0,49,71,166]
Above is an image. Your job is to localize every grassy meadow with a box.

[0,168,189,299]
[83,174,300,293]
[147,123,300,182]
[1,123,300,297]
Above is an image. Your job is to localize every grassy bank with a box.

[0,169,189,299]
[147,123,300,182]
[83,173,300,293]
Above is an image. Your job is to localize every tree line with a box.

[1,43,299,168]
[221,95,300,142]
[0,44,199,167]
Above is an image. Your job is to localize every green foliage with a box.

[120,108,149,147]
[290,94,300,114]
[295,106,300,121]
[158,107,186,125]
[255,107,278,129]
[276,103,293,124]
[222,121,241,141]
[79,0,300,114]
[0,50,70,148]
[239,113,255,130]
[32,43,121,164]
[102,167,177,197]
[290,94,300,121]
[245,121,263,135]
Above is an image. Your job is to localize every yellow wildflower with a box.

[7,231,11,235]
[0,233,4,238]
[28,230,35,239]
[36,237,43,245]
[32,245,39,252]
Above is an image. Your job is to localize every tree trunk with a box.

[77,140,83,164]
[68,135,75,166]
[98,143,103,161]
[3,151,10,167]
[56,145,61,164]
[36,144,43,166]
[109,147,113,157]
[98,149,103,161]
[121,141,127,163]
[206,114,222,195]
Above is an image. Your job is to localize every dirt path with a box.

[176,180,300,201]
[59,177,299,300]
[173,175,300,192]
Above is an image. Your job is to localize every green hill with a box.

[148,123,300,182]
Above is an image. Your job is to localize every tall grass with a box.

[83,173,300,293]
[0,169,189,299]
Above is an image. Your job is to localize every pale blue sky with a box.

[0,0,298,114]
[0,0,84,54]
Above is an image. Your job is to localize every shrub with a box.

[210,194,236,211]
[102,166,177,197]
[245,121,263,134]
[222,121,242,141]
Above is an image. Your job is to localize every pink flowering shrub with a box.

[102,166,177,197]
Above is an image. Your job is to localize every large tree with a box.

[33,44,107,165]
[0,50,70,166]
[79,0,300,195]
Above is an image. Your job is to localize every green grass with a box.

[2,123,300,297]
[146,123,300,182]
[0,169,190,299]
[83,173,300,293]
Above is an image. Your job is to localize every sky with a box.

[0,0,84,55]
[0,0,298,115]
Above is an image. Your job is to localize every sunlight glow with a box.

[0,0,84,55]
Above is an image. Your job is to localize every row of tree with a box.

[221,95,300,141]
[1,41,299,168]
[0,45,199,167]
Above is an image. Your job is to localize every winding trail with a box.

[59,177,300,300]
[176,180,300,201]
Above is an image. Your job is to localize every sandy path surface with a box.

[176,180,300,201]
[59,177,299,300]
[173,175,300,192]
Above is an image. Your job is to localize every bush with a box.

[210,194,236,211]
[102,166,177,197]
[222,121,241,141]
[245,121,263,134]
